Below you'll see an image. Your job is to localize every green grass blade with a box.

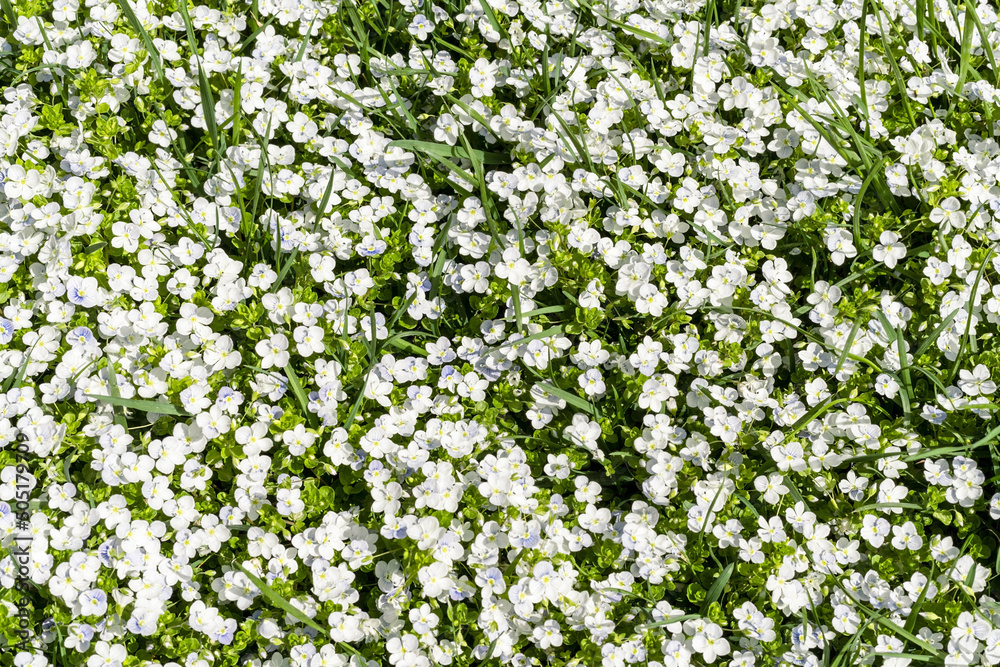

[236,14,277,55]
[874,6,917,128]
[114,0,165,81]
[233,563,365,658]
[858,0,870,140]
[1,341,36,393]
[947,243,998,382]
[477,0,507,40]
[104,358,128,428]
[177,0,220,153]
[231,59,244,146]
[86,394,190,417]
[955,5,975,98]
[852,156,888,252]
[700,562,734,615]
[834,317,862,376]
[389,140,508,165]
[283,364,318,429]
[0,0,16,29]
[274,163,340,287]
[537,381,599,418]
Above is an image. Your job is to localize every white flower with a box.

[66,40,98,69]
[275,488,304,516]
[408,14,434,40]
[957,364,996,396]
[890,521,923,550]
[872,231,907,268]
[255,333,290,368]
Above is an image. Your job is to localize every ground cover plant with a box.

[2,0,1000,665]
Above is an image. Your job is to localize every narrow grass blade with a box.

[389,140,508,164]
[104,359,128,428]
[947,243,997,382]
[858,0,870,139]
[852,156,888,252]
[863,607,943,657]
[955,5,975,98]
[1,340,37,394]
[236,15,277,55]
[231,59,244,145]
[284,364,318,429]
[477,0,507,40]
[0,0,16,29]
[233,563,365,659]
[700,562,734,615]
[86,394,190,417]
[274,163,340,287]
[234,563,327,633]
[635,614,702,631]
[914,306,959,358]
[114,0,165,81]
[834,319,862,378]
[177,0,220,153]
[537,381,599,418]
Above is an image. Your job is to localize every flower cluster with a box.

[0,0,999,666]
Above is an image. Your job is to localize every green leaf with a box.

[233,562,366,659]
[863,607,944,657]
[177,0,220,152]
[236,14,278,55]
[104,358,128,428]
[834,317,862,375]
[635,614,702,631]
[283,364,318,429]
[388,140,508,165]
[537,381,599,418]
[234,562,327,633]
[955,4,976,98]
[1,340,36,394]
[852,502,924,512]
[700,562,734,616]
[476,0,507,39]
[85,394,190,417]
[113,0,166,82]
[0,0,16,30]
